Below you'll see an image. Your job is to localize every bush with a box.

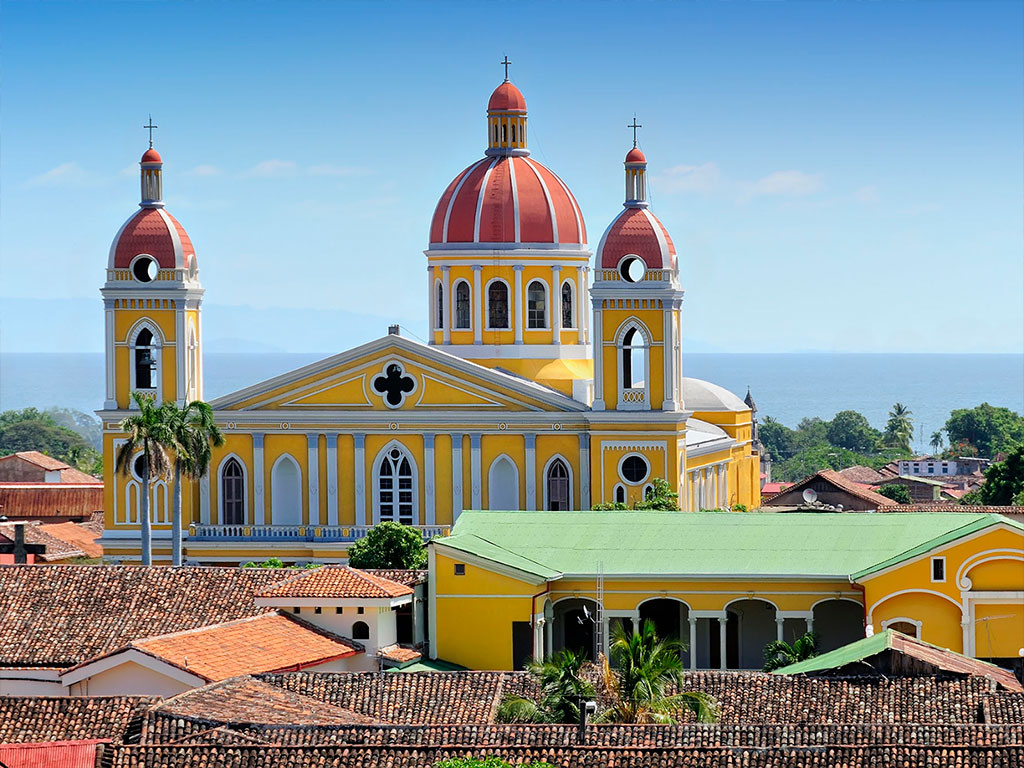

[347,521,428,569]
[877,484,912,504]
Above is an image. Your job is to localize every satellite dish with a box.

[802,488,818,504]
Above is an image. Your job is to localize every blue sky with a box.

[2,0,1022,353]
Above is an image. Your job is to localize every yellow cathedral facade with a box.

[99,75,762,564]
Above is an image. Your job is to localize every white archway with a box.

[271,454,303,526]
[488,454,519,510]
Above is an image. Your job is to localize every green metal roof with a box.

[436,510,1011,580]
[387,658,467,673]
[773,630,896,674]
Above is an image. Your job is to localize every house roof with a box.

[837,465,887,485]
[38,520,103,559]
[435,510,1010,579]
[774,629,1022,691]
[0,695,158,744]
[0,739,107,768]
[66,612,361,683]
[361,568,427,587]
[0,521,87,561]
[256,566,413,600]
[1,451,72,471]
[0,484,103,520]
[764,469,894,508]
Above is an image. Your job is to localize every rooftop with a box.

[256,566,413,600]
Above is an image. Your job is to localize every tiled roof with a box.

[0,484,103,520]
[879,504,1024,515]
[0,566,291,667]
[0,695,156,743]
[0,739,106,768]
[73,612,361,683]
[2,451,71,471]
[764,469,894,508]
[0,521,86,561]
[255,565,413,600]
[984,692,1024,725]
[363,568,428,587]
[837,465,887,485]
[38,520,103,559]
[378,644,423,666]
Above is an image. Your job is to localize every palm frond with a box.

[495,695,550,724]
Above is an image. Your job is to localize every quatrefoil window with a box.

[372,362,416,408]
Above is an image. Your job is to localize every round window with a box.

[620,256,646,283]
[132,255,158,283]
[132,454,147,480]
[621,454,649,484]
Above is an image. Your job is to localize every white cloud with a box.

[26,162,94,188]
[854,185,879,204]
[187,164,222,177]
[307,164,366,177]
[737,170,823,202]
[244,159,297,178]
[656,162,722,195]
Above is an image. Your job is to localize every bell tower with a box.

[101,131,204,412]
[591,139,684,412]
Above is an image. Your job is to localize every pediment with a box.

[210,335,586,413]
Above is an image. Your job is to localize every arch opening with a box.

[488,455,518,510]
[454,281,471,329]
[487,281,509,329]
[271,455,302,526]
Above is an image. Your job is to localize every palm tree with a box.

[495,648,595,723]
[930,430,944,455]
[598,619,718,724]
[116,392,172,566]
[885,402,915,452]
[162,400,224,567]
[763,631,818,672]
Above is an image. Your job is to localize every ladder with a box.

[594,560,605,660]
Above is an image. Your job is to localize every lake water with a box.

[1,353,1021,455]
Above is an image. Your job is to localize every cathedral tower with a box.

[425,64,593,398]
[591,140,685,412]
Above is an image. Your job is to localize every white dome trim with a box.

[683,377,749,412]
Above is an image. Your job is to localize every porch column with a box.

[579,432,591,510]
[806,614,814,634]
[592,304,604,410]
[513,265,525,344]
[253,433,265,525]
[325,434,338,526]
[718,611,728,670]
[551,265,562,345]
[306,434,320,525]
[776,617,785,643]
[200,472,210,525]
[576,266,586,344]
[472,265,483,344]
[719,464,728,507]
[688,617,698,670]
[451,433,464,521]
[533,616,545,661]
[441,266,451,345]
[470,433,482,509]
[524,433,536,510]
[354,433,366,525]
[424,433,435,526]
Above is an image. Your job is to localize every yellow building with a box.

[428,510,1024,671]
[99,75,761,565]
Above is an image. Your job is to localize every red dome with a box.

[596,207,676,270]
[488,81,527,113]
[109,207,195,270]
[141,148,162,164]
[625,147,646,164]
[430,156,586,246]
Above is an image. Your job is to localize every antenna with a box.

[802,488,818,504]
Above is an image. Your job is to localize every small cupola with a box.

[486,57,529,157]
[624,118,647,207]
[140,117,163,208]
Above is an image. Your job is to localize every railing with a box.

[188,524,450,542]
[594,268,675,283]
[618,388,648,411]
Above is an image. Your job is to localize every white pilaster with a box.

[427,265,435,344]
[662,307,676,410]
[524,433,536,510]
[578,432,591,510]
[551,265,562,345]
[592,304,605,410]
[576,266,586,344]
[354,433,366,525]
[472,265,483,344]
[776,617,785,643]
[200,472,210,525]
[253,433,265,525]
[470,433,482,509]
[307,434,320,525]
[441,266,451,345]
[688,616,698,670]
[718,464,728,508]
[451,433,464,521]
[513,265,524,344]
[424,433,435,526]
[175,307,186,405]
[718,612,728,670]
[326,434,338,526]
[104,302,116,409]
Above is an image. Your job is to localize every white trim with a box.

[470,433,482,509]
[524,433,536,511]
[880,616,922,638]
[542,162,584,244]
[371,439,419,525]
[487,453,520,510]
[484,277,512,330]
[472,159,499,243]
[155,208,185,269]
[525,278,549,330]
[326,433,338,526]
[866,588,962,625]
[353,434,366,525]
[252,433,265,526]
[370,359,418,410]
[451,433,463,522]
[613,483,626,505]
[424,433,435,526]
[930,556,947,583]
[126,318,164,404]
[270,453,303,527]
[507,155,521,243]
[430,540,547,585]
[433,277,444,331]
[956,547,1024,590]
[541,453,574,511]
[216,453,248,526]
[520,157,558,242]
[451,278,472,330]
[724,596,780,611]
[614,317,652,411]
[639,207,671,266]
[428,545,438,659]
[560,278,576,330]
[307,434,320,525]
[810,596,863,612]
[60,647,207,688]
[617,453,651,487]
[442,159,488,242]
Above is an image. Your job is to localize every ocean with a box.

[1,353,1021,455]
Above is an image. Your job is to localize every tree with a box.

[115,392,172,566]
[435,758,554,768]
[162,400,224,567]
[635,477,679,510]
[883,403,914,453]
[792,417,830,452]
[976,445,1024,505]
[598,619,718,724]
[347,521,428,569]
[877,483,912,504]
[759,417,795,460]
[930,430,944,454]
[944,403,1024,458]
[0,407,101,475]
[243,557,320,569]
[495,649,595,724]
[763,632,818,672]
[826,411,879,453]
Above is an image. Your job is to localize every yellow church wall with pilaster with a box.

[480,433,526,509]
[434,433,454,526]
[534,433,582,509]
[208,434,254,525]
[112,307,179,408]
[260,433,312,525]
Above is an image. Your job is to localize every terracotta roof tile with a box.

[0,484,103,520]
[0,739,107,768]
[2,451,71,471]
[38,521,103,559]
[838,465,888,485]
[0,695,156,743]
[0,521,86,561]
[378,644,423,665]
[256,566,413,600]
[362,568,428,587]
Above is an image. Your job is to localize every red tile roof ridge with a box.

[258,565,414,599]
[0,482,103,487]
[5,451,73,470]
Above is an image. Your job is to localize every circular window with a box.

[390,449,401,460]
[621,454,650,484]
[620,256,646,283]
[132,454,147,480]
[132,255,158,283]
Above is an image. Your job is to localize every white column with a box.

[689,617,698,670]
[806,615,814,634]
[513,265,525,345]
[441,266,451,345]
[578,432,591,510]
[718,464,728,508]
[175,309,186,405]
[662,308,675,410]
[718,612,728,670]
[326,434,338,526]
[451,433,464,521]
[104,301,117,409]
[353,433,366,525]
[575,266,586,344]
[472,265,483,344]
[592,304,605,410]
[524,433,536,510]
[200,472,210,525]
[470,433,482,509]
[427,265,435,344]
[776,617,785,643]
[307,434,320,525]
[551,265,562,345]
[424,433,435,525]
[253,433,265,525]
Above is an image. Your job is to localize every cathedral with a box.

[99,73,762,564]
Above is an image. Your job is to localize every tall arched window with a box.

[455,281,471,328]
[527,280,547,329]
[221,458,245,525]
[546,459,570,511]
[488,281,509,329]
[133,328,157,390]
[377,446,415,524]
[435,282,444,329]
[561,282,574,329]
[614,485,626,504]
[621,326,647,389]
[271,454,302,526]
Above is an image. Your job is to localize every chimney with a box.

[577,698,597,744]
[388,324,400,336]
[13,523,27,565]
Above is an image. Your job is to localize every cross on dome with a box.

[143,115,158,149]
[501,55,512,82]
[628,116,642,148]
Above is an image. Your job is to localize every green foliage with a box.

[758,417,793,461]
[943,403,1024,458]
[242,557,320,569]
[826,410,880,453]
[635,477,679,510]
[347,521,428,569]
[943,438,979,459]
[929,430,945,454]
[731,503,749,512]
[0,407,102,475]
[763,632,818,672]
[495,649,595,724]
[877,483,912,504]
[591,501,629,511]
[598,619,718,724]
[882,403,914,453]
[976,445,1024,506]
[770,444,903,484]
[44,407,102,450]
[435,758,554,768]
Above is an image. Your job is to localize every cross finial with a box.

[501,55,512,82]
[143,115,158,148]
[628,115,642,148]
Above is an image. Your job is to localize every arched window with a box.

[621,326,647,389]
[377,446,415,524]
[546,459,570,511]
[561,282,574,329]
[488,281,509,329]
[511,123,516,143]
[435,282,444,329]
[352,621,370,640]
[271,454,302,526]
[884,619,920,638]
[221,458,245,525]
[614,484,626,504]
[455,281,471,329]
[527,280,547,328]
[133,328,157,390]
[488,455,518,510]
